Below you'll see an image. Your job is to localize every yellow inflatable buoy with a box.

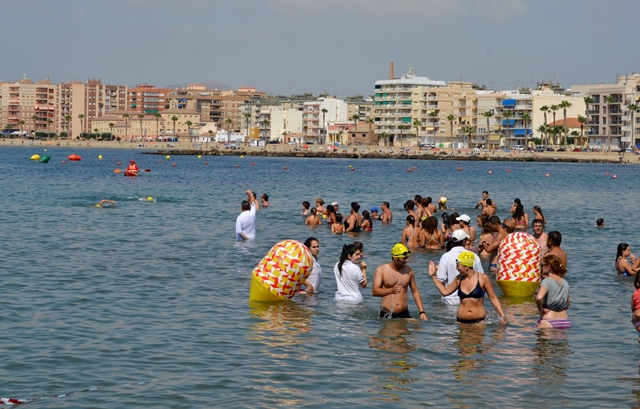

[249,240,313,302]
[496,232,541,297]
[98,155,103,160]
[197,155,202,159]
[240,155,244,159]
[147,196,153,201]
[166,155,171,159]
[30,154,41,161]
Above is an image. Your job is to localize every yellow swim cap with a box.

[391,243,410,258]
[456,251,476,267]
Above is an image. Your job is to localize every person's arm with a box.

[428,261,459,296]
[409,271,428,320]
[401,227,408,244]
[245,190,254,203]
[482,274,506,324]
[372,267,402,297]
[359,262,368,288]
[535,283,549,319]
[345,214,355,232]
[482,233,503,253]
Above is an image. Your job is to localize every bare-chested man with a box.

[372,243,428,320]
[478,215,509,272]
[475,190,489,210]
[379,201,393,223]
[546,231,567,269]
[475,190,497,214]
[531,218,548,255]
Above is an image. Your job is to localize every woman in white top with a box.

[300,237,322,294]
[334,243,367,301]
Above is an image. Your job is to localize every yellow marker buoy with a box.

[240,155,244,159]
[166,155,171,159]
[98,155,103,160]
[197,155,202,159]
[30,154,41,161]
[147,196,153,201]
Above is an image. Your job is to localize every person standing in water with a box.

[372,243,428,320]
[300,237,322,294]
[235,189,256,241]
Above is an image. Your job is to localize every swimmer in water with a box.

[96,199,116,207]
[139,196,155,202]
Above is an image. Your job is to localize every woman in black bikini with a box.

[428,251,506,324]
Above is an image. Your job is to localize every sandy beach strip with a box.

[2,138,637,164]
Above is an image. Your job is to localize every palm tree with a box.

[243,112,251,139]
[536,125,548,146]
[559,100,572,146]
[350,114,359,144]
[94,128,99,139]
[428,110,438,146]
[4,123,13,138]
[78,114,85,139]
[122,113,130,142]
[186,120,193,142]
[412,118,422,145]
[577,115,587,147]
[627,103,638,150]
[446,114,456,148]
[539,105,550,145]
[154,112,161,140]
[225,118,233,133]
[138,113,145,141]
[463,125,475,148]
[521,113,531,148]
[482,110,494,147]
[605,95,615,151]
[502,111,513,145]
[570,130,579,145]
[64,114,72,139]
[550,105,559,144]
[207,129,213,148]
[321,108,329,145]
[398,124,406,148]
[365,117,374,145]
[30,115,38,138]
[108,122,114,141]
[18,120,25,138]
[583,96,594,148]
[380,131,389,147]
[171,115,178,137]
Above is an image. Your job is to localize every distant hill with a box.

[165,80,232,91]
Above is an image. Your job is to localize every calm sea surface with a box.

[1,145,640,408]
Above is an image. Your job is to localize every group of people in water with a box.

[291,190,577,329]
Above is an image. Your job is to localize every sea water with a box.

[1,146,639,408]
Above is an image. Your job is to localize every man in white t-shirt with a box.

[236,189,256,241]
[435,229,484,305]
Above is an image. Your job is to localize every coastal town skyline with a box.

[2,0,639,96]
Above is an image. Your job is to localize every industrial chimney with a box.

[390,62,394,80]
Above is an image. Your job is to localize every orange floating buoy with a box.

[507,169,511,173]
[407,168,412,172]
[413,166,417,170]
[204,161,209,165]
[613,174,617,179]
[118,161,122,165]
[605,172,610,176]
[251,162,255,166]
[67,154,81,161]
[172,163,177,167]
[488,170,493,174]
[545,173,550,177]
[458,167,462,171]
[284,166,288,170]
[114,169,122,173]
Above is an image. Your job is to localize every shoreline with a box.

[2,139,636,164]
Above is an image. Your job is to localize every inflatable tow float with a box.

[67,154,81,161]
[496,232,541,297]
[249,240,313,302]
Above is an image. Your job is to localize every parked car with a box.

[535,146,545,152]
[557,147,566,152]
[512,145,526,151]
[572,147,583,152]
[546,147,555,152]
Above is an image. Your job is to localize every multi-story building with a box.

[302,97,349,143]
[572,74,640,150]
[128,84,169,115]
[374,66,446,146]
[0,77,57,136]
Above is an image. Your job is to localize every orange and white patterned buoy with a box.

[249,240,313,302]
[496,232,541,297]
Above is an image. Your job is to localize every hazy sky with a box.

[3,0,638,97]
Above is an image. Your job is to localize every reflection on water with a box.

[370,319,420,402]
[248,302,314,354]
[532,329,572,387]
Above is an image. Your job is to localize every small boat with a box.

[124,170,139,177]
